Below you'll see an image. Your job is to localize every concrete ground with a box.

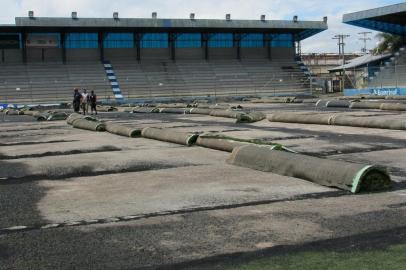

[1,102,406,270]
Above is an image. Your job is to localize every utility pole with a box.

[332,34,350,92]
[359,32,372,55]
[333,34,350,65]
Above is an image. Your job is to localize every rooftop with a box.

[343,3,406,35]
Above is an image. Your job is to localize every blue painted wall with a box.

[344,87,406,96]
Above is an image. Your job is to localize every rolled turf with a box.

[105,122,141,137]
[236,112,266,123]
[141,127,198,146]
[379,103,406,111]
[325,100,351,108]
[72,118,106,132]
[189,108,212,115]
[210,109,244,119]
[331,115,406,130]
[196,136,248,152]
[227,145,391,193]
[96,105,117,112]
[350,102,382,109]
[268,112,336,125]
[67,113,98,125]
[196,133,295,153]
[159,107,191,114]
[268,112,406,130]
[132,107,159,113]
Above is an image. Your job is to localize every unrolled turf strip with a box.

[227,145,391,193]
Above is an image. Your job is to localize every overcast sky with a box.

[0,0,403,53]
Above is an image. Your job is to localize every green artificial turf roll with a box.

[196,136,246,152]
[227,145,391,193]
[349,102,382,110]
[141,127,198,146]
[132,107,159,113]
[325,100,351,108]
[47,112,69,121]
[159,108,191,114]
[72,118,106,132]
[236,112,266,123]
[96,105,117,112]
[210,109,244,119]
[105,122,141,137]
[268,112,336,125]
[379,103,406,111]
[331,115,406,130]
[189,108,212,115]
[67,113,97,125]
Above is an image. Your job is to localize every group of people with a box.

[73,88,97,115]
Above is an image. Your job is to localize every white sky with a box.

[0,0,403,53]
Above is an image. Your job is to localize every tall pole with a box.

[333,34,350,92]
[358,32,372,55]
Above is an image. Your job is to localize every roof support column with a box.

[60,32,66,64]
[134,32,141,61]
[21,31,27,64]
[265,34,272,61]
[98,31,104,62]
[234,33,241,60]
[169,33,176,62]
[202,33,209,61]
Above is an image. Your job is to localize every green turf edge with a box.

[351,165,390,194]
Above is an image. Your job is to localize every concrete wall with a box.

[271,47,295,60]
[175,48,204,60]
[2,49,23,63]
[208,48,237,60]
[66,49,100,62]
[105,48,137,61]
[26,48,43,62]
[44,48,63,62]
[140,48,170,60]
[241,48,267,59]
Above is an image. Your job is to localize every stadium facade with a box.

[0,13,327,104]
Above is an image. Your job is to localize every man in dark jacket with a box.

[73,88,81,113]
[89,90,97,115]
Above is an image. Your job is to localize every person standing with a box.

[81,89,89,115]
[89,90,97,115]
[73,88,81,113]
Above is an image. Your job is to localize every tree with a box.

[373,33,406,54]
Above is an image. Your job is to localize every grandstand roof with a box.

[343,3,406,35]
[329,53,392,72]
[0,17,327,40]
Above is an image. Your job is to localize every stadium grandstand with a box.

[0,12,327,104]
[343,2,406,96]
